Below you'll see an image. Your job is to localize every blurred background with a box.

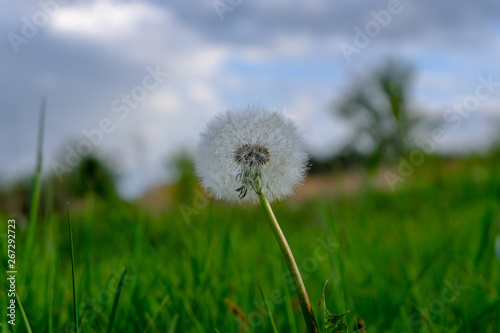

[1,0,500,201]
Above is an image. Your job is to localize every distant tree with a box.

[48,154,119,204]
[71,155,118,199]
[167,153,198,203]
[335,58,420,166]
[0,155,120,217]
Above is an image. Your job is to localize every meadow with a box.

[1,153,499,332]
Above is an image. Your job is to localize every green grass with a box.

[1,155,499,332]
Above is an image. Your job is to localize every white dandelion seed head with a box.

[195,105,309,203]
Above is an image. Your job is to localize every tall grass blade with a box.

[167,314,179,333]
[283,280,298,333]
[27,97,46,249]
[107,268,127,333]
[15,292,33,333]
[474,205,494,266]
[67,202,79,333]
[258,282,279,333]
[141,294,170,333]
[47,216,56,333]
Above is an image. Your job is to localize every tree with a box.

[166,152,198,203]
[336,58,420,165]
[71,155,118,199]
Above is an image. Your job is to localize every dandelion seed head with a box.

[233,144,270,166]
[195,105,308,203]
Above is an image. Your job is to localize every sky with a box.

[1,0,500,198]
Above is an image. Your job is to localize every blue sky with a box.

[1,0,500,198]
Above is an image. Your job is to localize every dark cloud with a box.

[159,0,500,47]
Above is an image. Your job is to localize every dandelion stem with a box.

[258,190,319,333]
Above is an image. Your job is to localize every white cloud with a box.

[50,1,165,41]
[145,89,180,116]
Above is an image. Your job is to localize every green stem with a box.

[26,98,46,253]
[15,292,33,333]
[67,203,79,333]
[258,191,319,333]
[107,268,127,333]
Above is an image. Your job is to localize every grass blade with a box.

[258,282,279,333]
[283,279,298,333]
[47,217,56,333]
[142,294,170,333]
[167,314,179,333]
[474,205,494,266]
[67,202,79,333]
[26,97,46,250]
[15,292,33,333]
[107,268,128,333]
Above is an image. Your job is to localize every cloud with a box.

[50,1,165,41]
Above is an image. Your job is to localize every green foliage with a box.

[0,155,499,332]
[336,57,422,166]
[320,281,350,333]
[168,152,198,203]
[70,156,119,200]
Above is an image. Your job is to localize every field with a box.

[1,154,499,332]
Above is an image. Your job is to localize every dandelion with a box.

[196,105,308,203]
[196,105,319,332]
